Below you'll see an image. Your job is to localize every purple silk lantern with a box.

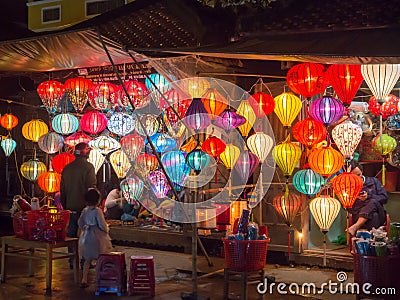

[148,170,170,198]
[234,150,259,183]
[213,110,246,132]
[309,96,345,127]
[184,98,211,132]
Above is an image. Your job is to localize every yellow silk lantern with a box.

[220,144,240,169]
[181,77,210,98]
[272,136,302,178]
[22,119,49,142]
[109,150,132,179]
[308,145,344,178]
[274,92,302,127]
[236,100,256,137]
[20,159,47,181]
[88,148,105,174]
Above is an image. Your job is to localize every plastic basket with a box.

[12,213,28,239]
[222,238,269,272]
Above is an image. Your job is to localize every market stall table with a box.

[0,236,79,295]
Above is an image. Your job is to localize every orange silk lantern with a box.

[201,135,226,160]
[308,145,344,177]
[38,171,62,193]
[22,119,49,142]
[201,88,228,119]
[0,113,18,131]
[135,153,159,179]
[272,192,302,226]
[292,117,327,149]
[64,77,93,113]
[331,172,363,209]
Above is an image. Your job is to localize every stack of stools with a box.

[128,255,155,297]
[95,252,127,296]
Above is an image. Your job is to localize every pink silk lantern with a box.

[234,150,259,183]
[80,110,108,135]
[148,170,170,198]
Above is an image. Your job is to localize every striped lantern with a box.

[186,149,211,175]
[292,117,327,149]
[38,132,64,154]
[161,150,190,184]
[120,175,144,204]
[51,113,79,135]
[331,121,363,160]
[88,82,117,111]
[80,110,108,135]
[246,132,274,163]
[146,133,177,153]
[309,196,341,232]
[120,134,144,161]
[135,114,160,137]
[135,153,159,180]
[331,172,363,209]
[248,92,275,117]
[51,152,75,173]
[309,96,345,127]
[184,98,211,133]
[273,92,302,127]
[293,169,325,196]
[38,171,61,193]
[89,135,120,155]
[107,112,135,136]
[272,192,302,226]
[109,150,131,179]
[219,144,240,169]
[37,80,65,114]
[213,110,246,133]
[148,170,170,199]
[308,146,344,178]
[64,77,93,113]
[64,131,92,148]
[22,119,49,142]
[234,150,259,183]
[145,73,170,104]
[201,135,226,160]
[201,88,228,119]
[1,137,17,157]
[236,99,256,137]
[88,148,105,174]
[20,159,47,181]
[181,77,210,98]
[272,137,302,178]
[0,113,18,131]
[119,80,150,109]
[162,90,191,124]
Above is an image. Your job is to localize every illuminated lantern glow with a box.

[184,98,211,132]
[164,116,186,138]
[0,113,18,131]
[51,152,75,173]
[236,100,256,137]
[248,92,275,117]
[331,172,363,209]
[180,136,198,153]
[272,192,302,226]
[180,77,210,98]
[38,132,64,154]
[234,150,259,182]
[309,96,345,127]
[64,131,92,148]
[119,80,150,109]
[51,113,79,135]
[331,121,363,160]
[162,90,191,124]
[22,119,49,142]
[37,80,65,114]
[1,137,17,157]
[274,92,302,127]
[201,135,226,160]
[213,110,246,132]
[135,153,159,179]
[186,149,211,175]
[88,148,105,174]
[161,150,190,184]
[64,77,93,113]
[89,135,120,155]
[120,134,144,161]
[196,206,217,229]
[20,159,47,181]
[219,144,240,169]
[292,117,327,149]
[368,94,399,119]
[107,112,135,136]
[308,146,344,177]
[272,137,302,178]
[309,196,341,232]
[109,150,132,179]
[145,73,171,104]
[38,171,61,193]
[120,175,144,204]
[135,114,160,137]
[293,169,325,196]
[112,85,132,110]
[146,133,177,153]
[372,134,397,156]
[80,110,108,135]
[148,170,170,198]
[286,62,327,98]
[246,132,274,163]
[325,64,364,106]
[201,88,228,119]
[88,82,117,111]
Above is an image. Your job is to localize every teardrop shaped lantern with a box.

[325,64,364,106]
[120,175,144,203]
[109,150,132,179]
[274,92,302,127]
[135,114,160,137]
[107,112,135,136]
[331,121,362,160]
[161,89,191,123]
[309,196,341,232]
[135,153,159,179]
[38,132,64,154]
[248,92,275,117]
[80,110,108,135]
[372,134,397,156]
[272,136,302,178]
[120,134,144,161]
[219,144,240,169]
[293,169,325,196]
[246,132,274,163]
[201,135,226,160]
[64,131,93,148]
[292,117,327,149]
[22,119,49,142]
[236,99,256,137]
[52,152,75,173]
[88,148,105,174]
[88,82,117,111]
[37,80,65,114]
[331,172,363,209]
[64,77,93,113]
[0,113,18,131]
[213,110,246,132]
[145,73,170,103]
[120,80,150,109]
[180,136,198,153]
[186,149,211,175]
[286,62,327,98]
[20,159,47,181]
[234,150,259,182]
[181,77,210,98]
[148,170,170,198]
[89,135,120,155]
[1,137,17,157]
[184,98,211,132]
[161,150,190,183]
[147,133,177,153]
[272,192,302,226]
[38,171,61,193]
[308,145,344,177]
[201,88,228,119]
[51,113,79,135]
[309,96,345,127]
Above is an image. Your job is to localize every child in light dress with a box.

[78,188,112,288]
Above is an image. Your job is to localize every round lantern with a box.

[147,133,177,153]
[201,135,226,160]
[331,172,363,209]
[20,159,47,181]
[164,115,186,138]
[236,100,256,137]
[89,135,120,155]
[186,149,210,175]
[161,89,191,123]
[292,117,327,148]
[368,94,399,119]
[80,110,108,135]
[120,134,144,161]
[148,170,170,198]
[272,192,302,226]
[145,73,170,103]
[234,150,259,183]
[135,153,159,179]
[219,144,240,169]
[372,134,397,156]
[161,150,190,184]
[309,196,341,233]
[37,80,65,114]
[109,150,131,179]
[120,175,144,203]
[51,152,75,173]
[38,171,61,193]
[246,132,274,163]
[273,92,302,127]
[1,137,17,157]
[325,64,364,106]
[293,169,325,196]
[135,114,160,137]
[22,119,49,142]
[107,112,135,136]
[88,148,105,174]
[88,82,117,111]
[272,137,302,178]
[184,98,211,132]
[51,113,79,135]
[331,121,363,160]
[38,132,64,154]
[248,92,275,117]
[181,77,210,98]
[64,77,93,112]
[308,146,344,177]
[309,96,345,127]
[0,113,18,131]
[201,88,228,119]
[64,131,92,148]
[213,110,246,132]
[286,62,327,98]
[120,80,150,109]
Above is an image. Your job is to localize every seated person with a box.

[105,187,140,221]
[347,162,388,236]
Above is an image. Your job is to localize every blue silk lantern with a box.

[107,112,136,136]
[120,175,144,203]
[213,110,246,133]
[186,149,210,175]
[161,150,190,184]
[293,169,325,196]
[1,137,16,157]
[184,98,211,132]
[146,133,177,153]
[148,170,170,198]
[234,150,259,183]
[309,96,345,127]
[145,73,170,101]
[52,113,79,135]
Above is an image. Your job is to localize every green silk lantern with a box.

[372,133,397,185]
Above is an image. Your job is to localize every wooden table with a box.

[0,236,79,295]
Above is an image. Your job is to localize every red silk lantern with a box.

[64,131,93,148]
[325,64,364,107]
[292,117,327,148]
[120,80,150,109]
[52,152,75,173]
[88,82,117,111]
[37,80,65,114]
[201,135,226,160]
[135,153,159,179]
[368,94,399,119]
[286,62,327,98]
[308,145,344,177]
[248,92,275,117]
[0,113,18,131]
[201,88,228,119]
[331,172,363,209]
[159,89,190,109]
[38,171,61,193]
[120,134,144,161]
[80,110,108,135]
[64,77,93,113]
[272,192,302,226]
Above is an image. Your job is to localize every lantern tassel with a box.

[382,162,386,186]
[287,230,291,263]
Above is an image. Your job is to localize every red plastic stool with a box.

[95,252,127,296]
[128,255,155,297]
